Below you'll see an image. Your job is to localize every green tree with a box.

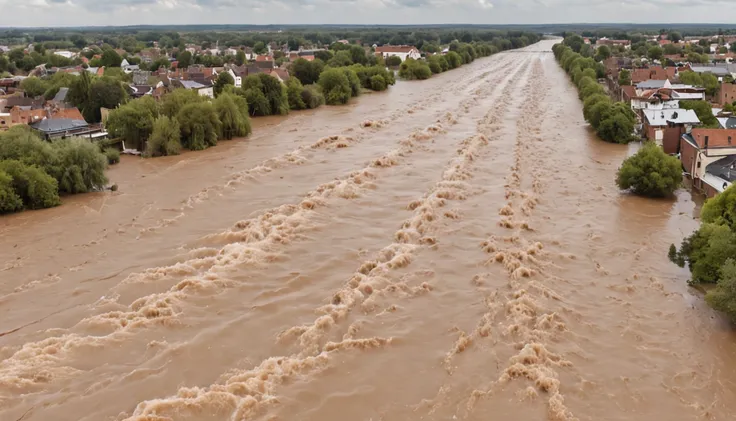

[213,92,252,139]
[214,71,235,97]
[289,58,324,85]
[51,138,109,194]
[177,102,221,150]
[161,88,203,118]
[20,77,49,98]
[668,32,682,43]
[327,50,353,67]
[253,42,266,55]
[648,46,664,61]
[100,48,123,67]
[680,100,719,127]
[672,223,736,284]
[705,259,736,321]
[597,106,636,144]
[0,170,24,214]
[87,77,128,122]
[386,55,402,67]
[701,73,720,97]
[348,45,367,65]
[144,116,181,157]
[105,96,159,151]
[701,184,736,231]
[67,70,93,117]
[616,142,682,197]
[618,69,631,86]
[300,85,325,109]
[595,45,611,61]
[285,77,307,110]
[177,50,193,69]
[342,68,361,97]
[0,160,60,210]
[678,71,703,87]
[318,68,352,105]
[445,51,462,69]
[242,87,270,116]
[398,58,432,80]
[314,50,334,62]
[235,50,246,66]
[370,75,387,91]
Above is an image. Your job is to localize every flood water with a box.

[2,40,736,421]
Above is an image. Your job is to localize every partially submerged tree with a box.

[616,142,682,197]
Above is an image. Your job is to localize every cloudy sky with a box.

[0,0,734,27]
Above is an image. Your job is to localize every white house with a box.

[227,68,242,88]
[375,45,421,62]
[178,80,214,98]
[53,50,76,59]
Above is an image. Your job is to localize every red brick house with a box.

[680,128,736,197]
[719,82,736,106]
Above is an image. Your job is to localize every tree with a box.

[213,92,252,139]
[161,88,203,118]
[214,71,235,97]
[342,68,361,97]
[596,106,636,144]
[445,51,462,69]
[349,45,367,65]
[595,45,611,61]
[20,77,49,98]
[144,116,181,157]
[680,100,719,127]
[705,259,736,321]
[318,68,352,105]
[701,73,720,97]
[386,55,402,67]
[68,70,94,121]
[300,85,325,109]
[51,138,109,194]
[242,87,270,116]
[616,142,682,197]
[87,77,128,122]
[314,50,333,62]
[398,58,432,80]
[678,71,703,87]
[285,77,307,110]
[177,51,193,69]
[253,41,267,55]
[648,46,664,61]
[370,75,387,91]
[235,50,246,66]
[289,58,324,85]
[177,102,221,150]
[100,48,123,67]
[0,170,24,214]
[668,32,682,43]
[618,69,631,86]
[701,184,736,232]
[105,96,159,151]
[0,160,60,210]
[671,223,736,284]
[327,50,353,67]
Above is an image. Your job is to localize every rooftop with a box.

[643,109,700,126]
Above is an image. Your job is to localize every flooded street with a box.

[3,40,736,420]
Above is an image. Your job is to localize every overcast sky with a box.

[0,0,734,27]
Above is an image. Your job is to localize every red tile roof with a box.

[50,107,85,121]
[256,55,273,62]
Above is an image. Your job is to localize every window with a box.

[698,161,702,168]
[730,136,733,145]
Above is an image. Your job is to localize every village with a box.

[590,34,736,198]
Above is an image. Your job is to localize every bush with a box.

[427,56,443,74]
[0,170,24,214]
[104,147,120,165]
[386,55,402,67]
[51,138,109,194]
[242,74,289,116]
[145,116,182,157]
[445,51,462,69]
[318,68,352,105]
[616,142,682,197]
[0,160,60,210]
[349,65,395,91]
[370,75,387,91]
[177,102,221,151]
[0,126,57,172]
[705,259,736,321]
[301,85,325,109]
[398,58,432,80]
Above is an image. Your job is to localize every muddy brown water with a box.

[2,41,736,421]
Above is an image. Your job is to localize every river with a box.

[1,40,736,421]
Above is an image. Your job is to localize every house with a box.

[0,45,9,53]
[53,50,76,59]
[375,45,421,61]
[224,48,238,56]
[30,118,106,140]
[128,85,153,98]
[716,116,736,129]
[50,87,70,107]
[263,68,290,84]
[121,59,140,74]
[595,38,631,49]
[720,82,736,106]
[49,107,85,121]
[254,56,275,69]
[629,89,680,111]
[687,65,731,79]
[630,66,677,84]
[2,96,44,113]
[681,128,736,197]
[337,40,349,45]
[9,106,46,125]
[172,79,214,98]
[643,108,700,153]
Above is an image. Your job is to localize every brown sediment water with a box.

[2,41,736,421]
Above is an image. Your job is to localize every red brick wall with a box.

[680,138,697,175]
[662,127,684,154]
[720,83,736,106]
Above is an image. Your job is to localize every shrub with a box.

[398,58,432,80]
[177,102,221,151]
[51,138,109,194]
[427,56,443,74]
[104,147,120,165]
[145,116,182,157]
[0,160,60,210]
[386,55,402,67]
[318,68,352,105]
[445,51,462,69]
[349,65,395,90]
[370,75,387,91]
[0,126,57,173]
[0,170,24,214]
[301,85,325,109]
[616,142,682,197]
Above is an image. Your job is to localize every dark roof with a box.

[4,97,43,110]
[245,66,263,75]
[707,155,736,182]
[31,118,89,134]
[128,85,153,96]
[254,61,275,69]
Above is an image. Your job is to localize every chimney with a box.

[705,135,709,149]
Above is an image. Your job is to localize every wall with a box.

[720,83,736,106]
